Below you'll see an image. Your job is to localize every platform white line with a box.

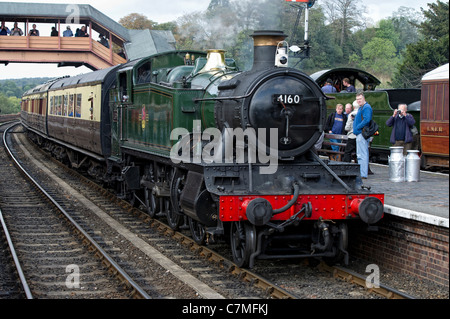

[384,204,449,228]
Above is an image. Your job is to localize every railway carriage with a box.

[21,80,54,137]
[21,30,385,268]
[420,63,449,169]
[22,66,119,173]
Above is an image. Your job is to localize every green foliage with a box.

[391,1,449,88]
[0,78,51,114]
[376,20,401,52]
[419,0,449,39]
[119,13,157,30]
[361,37,399,75]
[164,0,435,86]
[0,93,21,114]
[117,0,442,87]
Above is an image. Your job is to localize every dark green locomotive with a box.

[22,31,385,268]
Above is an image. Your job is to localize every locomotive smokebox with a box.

[251,30,288,70]
[214,29,326,158]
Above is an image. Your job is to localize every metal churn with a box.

[389,146,405,182]
[405,150,421,182]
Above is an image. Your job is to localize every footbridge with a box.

[0,2,175,70]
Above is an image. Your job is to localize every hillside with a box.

[0,78,52,114]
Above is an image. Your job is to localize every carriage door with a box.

[114,71,131,151]
[119,71,132,142]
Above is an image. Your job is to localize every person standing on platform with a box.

[29,24,39,36]
[10,22,23,36]
[386,103,415,156]
[343,100,359,163]
[344,103,352,115]
[0,21,10,35]
[79,25,89,37]
[63,26,73,37]
[50,27,58,36]
[353,92,373,179]
[325,104,347,152]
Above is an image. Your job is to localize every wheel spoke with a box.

[230,222,256,268]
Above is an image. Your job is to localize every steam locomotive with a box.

[21,30,384,268]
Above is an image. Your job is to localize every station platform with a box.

[363,163,449,228]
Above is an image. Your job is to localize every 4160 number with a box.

[274,94,302,105]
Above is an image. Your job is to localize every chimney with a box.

[251,30,288,71]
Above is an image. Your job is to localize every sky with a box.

[0,0,436,80]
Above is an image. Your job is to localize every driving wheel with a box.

[189,217,206,245]
[230,221,256,268]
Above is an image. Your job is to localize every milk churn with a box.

[405,150,421,182]
[389,146,405,182]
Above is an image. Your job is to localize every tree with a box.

[119,13,157,30]
[207,0,231,12]
[391,1,449,88]
[417,0,449,40]
[0,93,20,114]
[391,6,422,52]
[360,37,399,76]
[320,0,365,60]
[376,20,400,53]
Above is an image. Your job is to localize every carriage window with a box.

[76,94,82,117]
[62,94,68,116]
[39,99,44,115]
[136,62,151,84]
[68,94,74,117]
[56,96,62,115]
[49,97,54,115]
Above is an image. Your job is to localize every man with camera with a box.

[386,103,416,155]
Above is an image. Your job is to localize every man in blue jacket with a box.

[353,92,372,179]
[386,104,415,155]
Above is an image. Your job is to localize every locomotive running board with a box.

[310,150,352,192]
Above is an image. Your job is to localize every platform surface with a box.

[363,163,449,228]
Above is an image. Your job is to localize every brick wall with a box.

[349,214,449,288]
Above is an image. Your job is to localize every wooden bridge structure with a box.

[0,3,131,70]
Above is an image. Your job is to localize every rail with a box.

[0,207,34,299]
[3,123,150,299]
[319,263,416,299]
[61,164,300,299]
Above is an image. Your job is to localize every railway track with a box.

[1,123,149,299]
[1,122,416,300]
[0,123,265,299]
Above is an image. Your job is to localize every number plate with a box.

[274,94,302,105]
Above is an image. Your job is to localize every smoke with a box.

[175,1,283,46]
[176,0,284,69]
